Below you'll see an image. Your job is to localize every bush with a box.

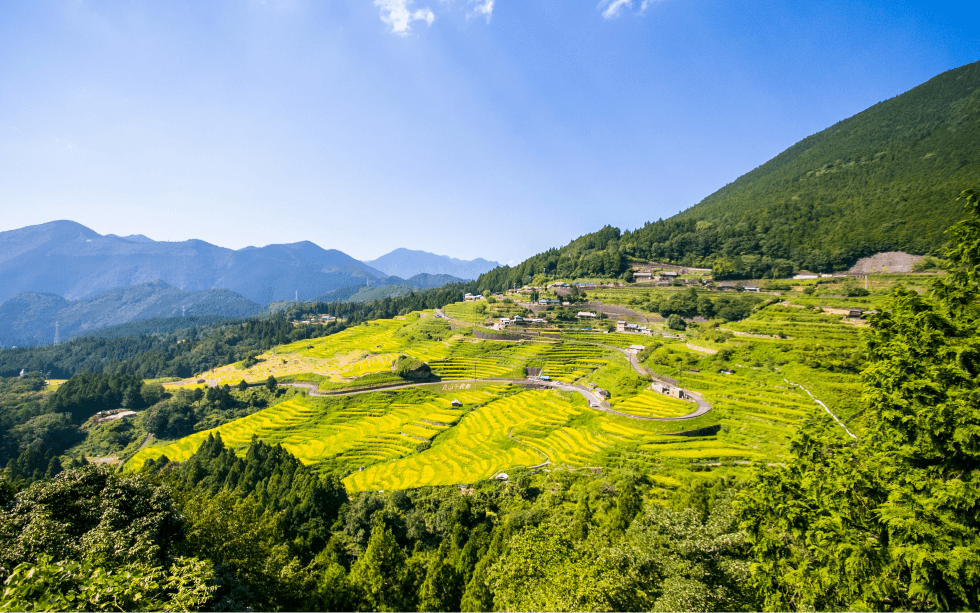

[667,314,687,331]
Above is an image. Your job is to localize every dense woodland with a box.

[0,190,977,611]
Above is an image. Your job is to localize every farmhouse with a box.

[651,382,685,399]
[451,398,462,407]
[577,311,597,319]
[627,344,646,355]
[634,271,654,282]
[848,308,864,318]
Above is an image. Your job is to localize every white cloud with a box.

[600,0,661,19]
[468,0,494,23]
[600,0,632,19]
[375,0,435,34]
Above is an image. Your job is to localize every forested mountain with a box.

[0,221,388,304]
[0,281,263,347]
[479,60,980,288]
[366,248,499,280]
[0,281,477,379]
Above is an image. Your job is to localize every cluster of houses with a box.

[651,381,686,400]
[616,320,654,335]
[292,314,339,325]
[499,316,548,326]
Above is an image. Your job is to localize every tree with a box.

[238,379,249,392]
[265,375,277,392]
[349,518,408,612]
[418,540,464,611]
[737,188,980,611]
[0,554,214,612]
[570,493,593,541]
[667,314,687,331]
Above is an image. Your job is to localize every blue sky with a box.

[1,0,977,265]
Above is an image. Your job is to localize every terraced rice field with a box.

[610,390,696,418]
[131,298,880,489]
[128,389,493,469]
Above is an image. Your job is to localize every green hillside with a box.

[480,61,980,288]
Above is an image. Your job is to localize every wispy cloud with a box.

[468,0,494,23]
[375,0,435,34]
[600,0,632,19]
[600,0,660,19]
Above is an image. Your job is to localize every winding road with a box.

[280,304,713,422]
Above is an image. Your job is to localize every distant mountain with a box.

[479,60,980,287]
[312,273,465,304]
[366,248,499,280]
[0,221,388,304]
[0,280,263,346]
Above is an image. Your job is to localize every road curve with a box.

[281,374,709,421]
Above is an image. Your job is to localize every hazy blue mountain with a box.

[312,273,465,304]
[366,248,499,280]
[0,280,263,347]
[0,221,387,304]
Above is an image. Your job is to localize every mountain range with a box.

[366,248,499,280]
[0,223,500,345]
[0,220,392,304]
[0,281,264,347]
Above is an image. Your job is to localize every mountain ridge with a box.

[0,280,264,347]
[478,59,980,288]
[366,248,499,280]
[0,221,388,304]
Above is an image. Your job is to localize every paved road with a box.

[282,372,710,422]
[270,300,713,422]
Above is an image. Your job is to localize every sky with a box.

[1,0,978,265]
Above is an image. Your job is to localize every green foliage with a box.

[350,518,410,611]
[0,464,185,588]
[667,314,687,331]
[0,553,214,612]
[738,188,980,611]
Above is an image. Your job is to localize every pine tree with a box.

[349,517,408,612]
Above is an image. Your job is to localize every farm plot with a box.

[561,331,653,349]
[674,370,819,459]
[610,390,696,418]
[128,387,507,471]
[195,314,456,388]
[537,343,610,382]
[345,389,614,491]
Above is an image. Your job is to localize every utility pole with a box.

[54,321,60,345]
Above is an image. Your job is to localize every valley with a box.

[122,271,891,493]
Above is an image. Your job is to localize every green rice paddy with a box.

[132,295,878,490]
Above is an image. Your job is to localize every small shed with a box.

[451,398,462,408]
[848,309,864,318]
[495,473,509,481]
